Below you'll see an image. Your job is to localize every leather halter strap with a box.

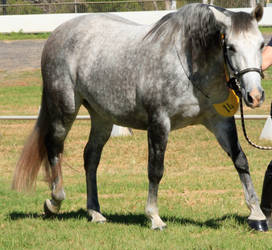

[221,33,264,94]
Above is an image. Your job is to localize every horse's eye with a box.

[227,45,236,53]
[260,42,265,50]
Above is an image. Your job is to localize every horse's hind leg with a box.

[42,81,80,215]
[43,110,78,215]
[205,116,268,231]
[84,113,113,222]
[43,122,67,215]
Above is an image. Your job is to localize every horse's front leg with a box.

[145,113,170,230]
[204,116,268,231]
[84,115,113,223]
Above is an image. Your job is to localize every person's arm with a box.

[262,38,272,71]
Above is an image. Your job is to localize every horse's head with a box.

[210,4,264,108]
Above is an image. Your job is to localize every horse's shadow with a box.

[8,209,248,229]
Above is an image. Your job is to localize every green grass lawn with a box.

[2,118,272,249]
[1,69,272,248]
[260,26,272,34]
[0,32,50,40]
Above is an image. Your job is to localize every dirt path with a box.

[0,39,45,71]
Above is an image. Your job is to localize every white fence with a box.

[1,7,272,33]
[0,10,173,33]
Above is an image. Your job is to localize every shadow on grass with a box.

[8,209,248,229]
[8,208,88,221]
[162,213,248,229]
[104,213,148,227]
[8,210,148,227]
[99,213,248,229]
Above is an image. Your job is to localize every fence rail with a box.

[0,0,168,15]
[0,0,269,15]
[0,115,90,120]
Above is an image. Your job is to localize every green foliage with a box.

[2,0,44,15]
[211,0,250,8]
[0,0,261,15]
[0,0,168,14]
[83,0,165,13]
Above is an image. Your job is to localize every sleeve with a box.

[267,37,272,47]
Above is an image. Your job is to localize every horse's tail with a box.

[12,94,49,191]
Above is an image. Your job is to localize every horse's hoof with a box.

[44,199,60,217]
[88,209,107,223]
[248,219,268,232]
[150,216,167,231]
[151,224,167,231]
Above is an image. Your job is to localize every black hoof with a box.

[248,219,268,232]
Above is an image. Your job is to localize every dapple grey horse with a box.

[13,3,267,231]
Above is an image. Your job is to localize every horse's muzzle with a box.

[245,88,265,108]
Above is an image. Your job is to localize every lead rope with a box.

[239,97,272,150]
[221,33,272,151]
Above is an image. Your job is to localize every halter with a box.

[221,33,264,96]
[221,34,272,150]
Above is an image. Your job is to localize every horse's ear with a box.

[209,6,231,27]
[252,4,263,22]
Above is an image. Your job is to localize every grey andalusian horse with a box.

[12,3,268,231]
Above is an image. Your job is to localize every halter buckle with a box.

[227,77,242,97]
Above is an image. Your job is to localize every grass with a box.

[2,118,272,249]
[260,26,272,34]
[0,32,50,40]
[1,67,272,249]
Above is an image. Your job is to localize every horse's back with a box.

[41,13,150,128]
[42,13,147,88]
[42,13,144,65]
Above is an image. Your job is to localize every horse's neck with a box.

[188,47,230,102]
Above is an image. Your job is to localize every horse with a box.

[12,3,267,231]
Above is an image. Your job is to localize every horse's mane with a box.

[145,4,256,50]
[144,4,221,51]
[144,3,257,74]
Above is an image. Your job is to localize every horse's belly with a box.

[170,116,199,130]
[169,105,203,130]
[79,85,148,129]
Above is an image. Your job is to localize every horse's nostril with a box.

[247,92,253,104]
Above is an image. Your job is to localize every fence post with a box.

[74,0,77,13]
[2,0,6,15]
